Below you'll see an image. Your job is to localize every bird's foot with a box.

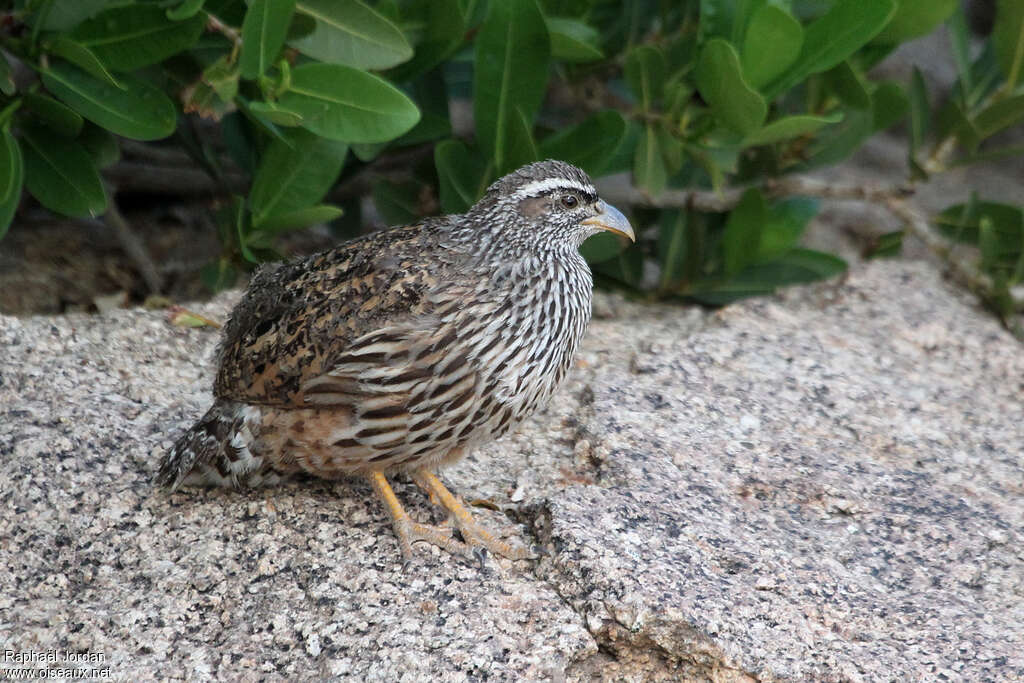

[367,470,535,563]
[410,469,534,561]
[391,517,466,563]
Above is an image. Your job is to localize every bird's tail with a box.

[155,400,266,490]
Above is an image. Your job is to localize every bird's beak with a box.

[583,201,635,242]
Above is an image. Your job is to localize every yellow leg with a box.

[410,469,532,561]
[367,471,469,561]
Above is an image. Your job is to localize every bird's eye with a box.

[560,194,579,209]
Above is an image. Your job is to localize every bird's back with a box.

[214,219,458,407]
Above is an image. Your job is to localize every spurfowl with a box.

[156,160,633,561]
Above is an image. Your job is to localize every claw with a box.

[366,470,534,564]
[473,546,489,571]
[411,469,533,560]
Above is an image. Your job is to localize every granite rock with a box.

[1,260,1021,681]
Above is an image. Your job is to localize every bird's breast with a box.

[445,253,593,435]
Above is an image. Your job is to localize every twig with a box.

[604,184,746,212]
[102,196,163,295]
[104,161,247,196]
[120,141,196,166]
[206,13,241,48]
[882,196,1009,309]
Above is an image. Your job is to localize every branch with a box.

[604,175,1023,313]
[104,161,247,196]
[101,195,163,295]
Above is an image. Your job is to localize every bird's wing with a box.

[293,306,488,465]
[213,224,453,407]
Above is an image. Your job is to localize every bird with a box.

[155,159,634,561]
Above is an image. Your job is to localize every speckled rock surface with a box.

[1,260,1022,681]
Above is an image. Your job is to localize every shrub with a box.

[0,0,1021,319]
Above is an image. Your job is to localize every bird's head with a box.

[462,160,634,253]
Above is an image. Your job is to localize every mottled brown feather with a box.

[214,221,453,407]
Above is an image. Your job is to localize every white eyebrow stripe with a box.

[512,178,595,199]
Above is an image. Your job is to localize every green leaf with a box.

[947,7,972,101]
[979,216,999,273]
[250,205,344,240]
[0,129,24,239]
[395,69,452,144]
[873,0,957,43]
[547,17,604,63]
[594,246,643,289]
[275,63,421,143]
[825,61,871,110]
[501,107,539,174]
[388,0,465,82]
[657,208,690,290]
[722,188,765,275]
[23,93,84,137]
[581,231,628,266]
[250,128,348,226]
[229,196,257,263]
[871,80,909,131]
[200,258,239,292]
[695,39,766,136]
[908,67,929,158]
[48,37,121,87]
[30,0,107,31]
[473,0,550,173]
[934,201,1024,272]
[744,112,842,145]
[292,0,414,70]
[206,0,247,25]
[0,53,14,96]
[351,142,386,162]
[222,111,257,173]
[763,0,897,99]
[42,63,177,141]
[993,0,1024,88]
[434,139,490,213]
[241,0,296,79]
[625,45,666,110]
[663,76,693,120]
[634,123,667,196]
[865,230,905,259]
[749,248,847,284]
[204,54,240,102]
[539,110,628,177]
[974,93,1024,140]
[798,108,873,169]
[373,179,421,225]
[690,249,847,305]
[655,123,685,174]
[757,197,820,260]
[698,0,751,43]
[70,4,206,72]
[245,101,306,127]
[20,124,106,218]
[167,0,207,21]
[599,118,641,176]
[183,54,240,120]
[938,99,982,152]
[741,5,802,89]
[78,123,121,169]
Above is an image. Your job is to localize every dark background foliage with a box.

[0,0,1021,324]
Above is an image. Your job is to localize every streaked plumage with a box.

[156,160,633,560]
